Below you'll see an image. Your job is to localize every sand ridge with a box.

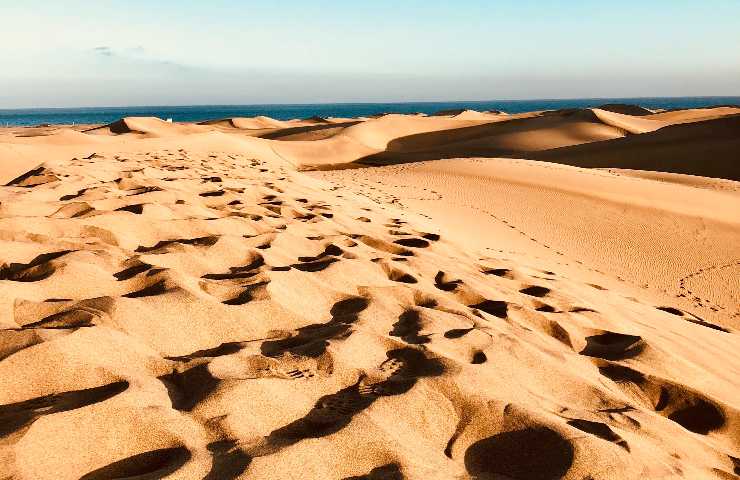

[1,106,739,479]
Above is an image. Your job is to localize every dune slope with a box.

[530,114,740,180]
[1,110,739,479]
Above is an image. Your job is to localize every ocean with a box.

[1,97,738,127]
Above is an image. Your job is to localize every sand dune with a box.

[269,109,632,169]
[596,103,654,116]
[531,114,740,180]
[260,121,363,142]
[450,110,506,121]
[591,108,666,134]
[200,116,290,130]
[646,106,740,124]
[86,117,212,137]
[1,106,739,479]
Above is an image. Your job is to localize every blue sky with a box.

[1,0,739,107]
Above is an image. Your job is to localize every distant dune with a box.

[200,116,290,130]
[531,114,740,179]
[85,116,211,136]
[596,103,654,116]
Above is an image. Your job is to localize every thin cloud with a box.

[88,45,200,74]
[93,46,114,57]
[126,46,147,55]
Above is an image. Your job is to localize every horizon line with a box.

[3,95,740,111]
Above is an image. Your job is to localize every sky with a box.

[1,0,739,108]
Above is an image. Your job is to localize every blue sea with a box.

[1,97,738,127]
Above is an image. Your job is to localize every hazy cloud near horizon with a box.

[1,0,739,108]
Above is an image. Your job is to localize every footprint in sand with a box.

[245,347,445,457]
[209,351,334,380]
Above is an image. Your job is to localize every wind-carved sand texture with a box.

[0,105,739,479]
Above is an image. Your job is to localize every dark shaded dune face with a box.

[434,271,462,291]
[0,250,71,282]
[15,296,115,330]
[732,456,740,475]
[202,254,265,280]
[445,327,474,339]
[259,296,368,357]
[165,341,245,362]
[6,262,57,282]
[422,233,441,241]
[0,330,48,361]
[390,309,430,345]
[482,268,516,280]
[342,463,403,480]
[134,236,219,253]
[529,114,740,179]
[59,188,89,201]
[598,363,646,384]
[685,318,730,333]
[598,363,726,434]
[5,166,48,187]
[290,258,339,272]
[579,332,645,361]
[464,427,574,480]
[104,119,135,134]
[519,285,551,297]
[386,347,446,379]
[534,303,557,313]
[354,110,620,166]
[270,383,374,441]
[159,364,221,412]
[79,447,191,480]
[297,243,343,262]
[657,385,725,435]
[385,267,418,284]
[114,261,153,280]
[330,297,370,321]
[204,439,252,480]
[393,238,430,248]
[471,351,487,364]
[657,306,683,315]
[656,306,731,332]
[546,321,573,347]
[597,103,653,116]
[24,308,96,329]
[115,203,144,214]
[712,468,740,480]
[200,190,225,197]
[469,300,508,319]
[567,419,629,451]
[260,122,361,141]
[123,280,169,298]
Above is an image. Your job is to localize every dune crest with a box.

[86,117,211,137]
[591,108,666,134]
